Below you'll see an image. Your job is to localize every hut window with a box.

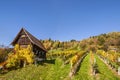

[42,52,44,55]
[36,50,39,55]
[21,35,26,38]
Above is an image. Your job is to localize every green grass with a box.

[73,54,93,80]
[44,59,70,80]
[0,58,70,80]
[72,54,120,80]
[0,54,120,80]
[95,55,120,80]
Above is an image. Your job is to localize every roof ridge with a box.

[24,29,47,51]
[23,28,35,44]
[11,28,47,52]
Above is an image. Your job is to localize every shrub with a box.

[6,44,34,69]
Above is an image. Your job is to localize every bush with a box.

[6,44,34,69]
[0,48,12,63]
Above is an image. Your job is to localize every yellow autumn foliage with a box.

[6,44,34,69]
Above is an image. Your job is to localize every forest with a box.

[41,32,120,52]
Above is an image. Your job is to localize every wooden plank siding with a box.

[11,28,47,61]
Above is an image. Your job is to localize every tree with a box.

[6,44,34,69]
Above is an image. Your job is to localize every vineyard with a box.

[0,51,120,80]
[0,32,120,80]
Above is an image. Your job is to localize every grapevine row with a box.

[96,50,120,72]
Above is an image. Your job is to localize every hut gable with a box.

[11,28,47,60]
[11,28,47,52]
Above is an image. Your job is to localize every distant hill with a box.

[41,32,120,52]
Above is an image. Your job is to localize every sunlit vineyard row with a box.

[96,50,120,71]
[47,49,86,67]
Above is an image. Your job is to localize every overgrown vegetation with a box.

[5,44,34,69]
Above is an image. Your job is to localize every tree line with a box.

[41,32,120,52]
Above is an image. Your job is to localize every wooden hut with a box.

[11,28,47,61]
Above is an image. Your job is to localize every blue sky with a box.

[0,0,120,46]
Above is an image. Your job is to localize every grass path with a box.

[72,53,120,80]
[73,54,93,80]
[95,55,120,80]
[44,58,70,80]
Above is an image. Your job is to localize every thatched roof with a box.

[11,28,47,52]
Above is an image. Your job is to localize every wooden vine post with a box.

[118,57,120,75]
[90,51,97,75]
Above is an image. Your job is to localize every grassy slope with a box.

[73,54,120,80]
[95,55,120,80]
[44,59,70,80]
[0,58,70,80]
[0,54,120,80]
[73,54,93,80]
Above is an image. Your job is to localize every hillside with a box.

[41,32,120,52]
[0,54,120,80]
[0,32,120,80]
